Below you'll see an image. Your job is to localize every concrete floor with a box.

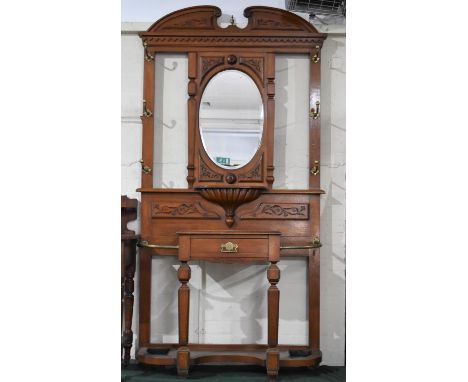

[122,364,345,381]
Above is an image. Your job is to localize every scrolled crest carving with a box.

[163,16,212,30]
[142,6,324,41]
[255,18,301,30]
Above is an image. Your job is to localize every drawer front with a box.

[190,237,269,259]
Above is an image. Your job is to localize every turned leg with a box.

[122,239,137,366]
[266,261,280,378]
[177,261,191,376]
[121,242,124,358]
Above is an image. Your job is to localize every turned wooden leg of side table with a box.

[266,261,280,378]
[177,261,191,376]
[122,238,137,366]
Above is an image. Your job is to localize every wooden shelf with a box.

[137,347,322,368]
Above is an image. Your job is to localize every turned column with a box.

[266,261,280,378]
[177,261,191,376]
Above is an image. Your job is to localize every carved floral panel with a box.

[240,203,309,220]
[201,56,225,78]
[151,202,219,219]
[198,155,224,181]
[238,158,262,182]
[239,57,264,80]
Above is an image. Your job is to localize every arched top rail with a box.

[140,6,326,47]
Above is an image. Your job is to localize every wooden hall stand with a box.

[135,5,326,379]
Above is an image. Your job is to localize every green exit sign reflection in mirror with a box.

[215,157,230,166]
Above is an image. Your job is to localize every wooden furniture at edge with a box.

[135,5,326,378]
[121,195,138,366]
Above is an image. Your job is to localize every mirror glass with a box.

[154,53,188,188]
[199,70,263,169]
[274,54,310,189]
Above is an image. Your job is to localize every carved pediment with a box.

[166,17,212,29]
[243,6,320,33]
[145,6,221,32]
[142,5,323,37]
[254,17,302,31]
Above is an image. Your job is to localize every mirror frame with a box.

[195,58,269,188]
[198,68,265,172]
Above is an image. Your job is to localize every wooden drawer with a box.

[177,231,281,261]
[190,237,269,259]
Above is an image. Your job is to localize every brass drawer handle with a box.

[220,242,238,253]
[137,240,179,250]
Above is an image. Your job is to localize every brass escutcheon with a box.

[220,241,239,253]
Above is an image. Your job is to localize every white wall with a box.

[319,35,346,365]
[121,7,345,366]
[122,0,285,23]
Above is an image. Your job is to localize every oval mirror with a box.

[199,70,264,169]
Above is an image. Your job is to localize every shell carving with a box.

[199,188,262,227]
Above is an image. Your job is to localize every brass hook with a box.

[143,41,154,62]
[312,45,321,64]
[142,100,153,118]
[139,159,152,174]
[311,160,320,176]
[230,15,235,26]
[310,101,320,120]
